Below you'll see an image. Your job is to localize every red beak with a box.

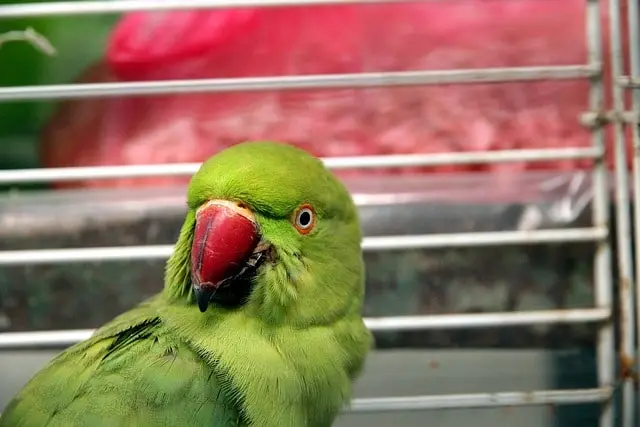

[190,200,260,312]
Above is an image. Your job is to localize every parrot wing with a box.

[0,297,243,427]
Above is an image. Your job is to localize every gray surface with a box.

[0,348,599,426]
[338,350,558,427]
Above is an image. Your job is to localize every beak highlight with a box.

[190,200,260,312]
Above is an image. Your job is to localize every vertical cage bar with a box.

[587,1,616,427]
[628,0,640,418]
[609,0,637,425]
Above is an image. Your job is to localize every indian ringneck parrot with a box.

[0,141,373,427]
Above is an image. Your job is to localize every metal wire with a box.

[0,330,91,349]
[586,1,616,427]
[0,388,615,417]
[0,0,431,18]
[362,228,607,250]
[0,308,611,350]
[0,66,598,102]
[0,387,617,417]
[607,1,636,426]
[365,308,611,331]
[627,0,640,417]
[0,386,614,418]
[0,147,601,185]
[618,76,640,88]
[348,387,613,412]
[0,228,607,266]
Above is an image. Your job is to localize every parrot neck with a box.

[159,301,372,427]
[164,210,197,302]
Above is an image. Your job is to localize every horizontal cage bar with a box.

[0,387,612,418]
[0,66,599,102]
[618,75,640,88]
[348,387,612,412]
[364,228,607,250]
[580,110,640,127]
[0,0,431,18]
[0,147,602,184]
[0,228,607,266]
[0,308,610,350]
[366,308,611,331]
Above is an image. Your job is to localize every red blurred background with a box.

[41,0,632,189]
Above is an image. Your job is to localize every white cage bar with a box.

[0,66,599,101]
[0,0,444,18]
[348,388,613,413]
[0,308,612,350]
[624,0,640,420]
[0,0,627,422]
[0,228,609,266]
[607,1,636,427]
[0,147,602,184]
[586,0,617,426]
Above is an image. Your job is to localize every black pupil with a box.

[298,210,311,226]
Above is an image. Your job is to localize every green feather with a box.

[1,141,373,427]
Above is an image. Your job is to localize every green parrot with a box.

[0,141,373,427]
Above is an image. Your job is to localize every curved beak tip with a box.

[193,285,215,313]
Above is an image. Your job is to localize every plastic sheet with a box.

[0,172,604,347]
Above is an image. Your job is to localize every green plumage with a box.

[0,141,373,427]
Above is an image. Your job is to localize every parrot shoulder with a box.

[0,298,243,427]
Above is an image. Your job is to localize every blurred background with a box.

[0,0,632,425]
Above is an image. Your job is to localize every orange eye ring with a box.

[292,204,316,235]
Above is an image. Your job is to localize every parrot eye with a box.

[293,204,316,235]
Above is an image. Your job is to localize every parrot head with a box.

[165,141,364,326]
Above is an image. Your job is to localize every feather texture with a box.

[0,142,372,427]
[0,298,242,427]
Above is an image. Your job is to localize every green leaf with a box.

[0,0,118,177]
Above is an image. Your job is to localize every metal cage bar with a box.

[0,0,625,422]
[0,228,608,266]
[627,0,640,418]
[0,387,615,417]
[586,1,617,427]
[0,147,601,184]
[348,388,614,413]
[0,66,599,102]
[0,0,436,18]
[607,1,637,427]
[0,307,612,350]
[0,388,615,417]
